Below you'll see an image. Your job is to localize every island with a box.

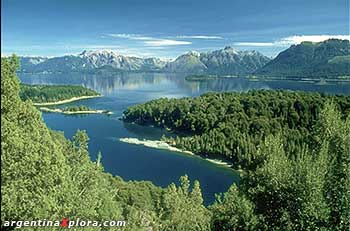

[39,105,113,115]
[19,84,101,105]
[185,74,219,81]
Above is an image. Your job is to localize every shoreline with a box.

[185,74,350,83]
[119,137,232,168]
[39,107,113,115]
[32,95,102,106]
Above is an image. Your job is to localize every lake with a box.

[18,72,350,204]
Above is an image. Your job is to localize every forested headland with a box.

[123,89,350,230]
[19,83,99,104]
[123,90,350,169]
[2,56,350,230]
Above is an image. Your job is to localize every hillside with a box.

[256,39,350,78]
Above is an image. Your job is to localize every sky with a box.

[1,0,349,58]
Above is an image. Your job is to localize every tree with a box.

[160,175,211,231]
[210,184,258,231]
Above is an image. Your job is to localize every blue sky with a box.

[1,0,349,58]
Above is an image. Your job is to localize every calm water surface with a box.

[19,72,350,204]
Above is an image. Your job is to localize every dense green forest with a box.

[19,83,99,103]
[2,56,350,230]
[123,90,350,169]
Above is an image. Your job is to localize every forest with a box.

[123,90,350,169]
[19,83,99,103]
[2,56,350,230]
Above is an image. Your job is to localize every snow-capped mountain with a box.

[164,47,271,74]
[78,50,166,71]
[18,48,270,74]
[19,50,167,73]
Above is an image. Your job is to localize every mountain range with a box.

[20,50,167,73]
[19,47,271,75]
[18,39,349,78]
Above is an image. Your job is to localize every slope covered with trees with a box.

[256,39,350,78]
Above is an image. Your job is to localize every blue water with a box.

[19,72,350,204]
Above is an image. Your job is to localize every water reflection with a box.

[19,72,350,96]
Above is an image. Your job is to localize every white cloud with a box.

[234,35,350,47]
[144,39,192,46]
[107,33,191,46]
[107,34,153,40]
[175,35,223,39]
[277,35,350,45]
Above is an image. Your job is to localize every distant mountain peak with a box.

[79,49,119,57]
[222,46,239,54]
[187,50,201,57]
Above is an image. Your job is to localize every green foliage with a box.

[160,175,212,231]
[210,185,258,231]
[315,103,350,230]
[19,84,99,103]
[2,56,73,222]
[242,135,330,230]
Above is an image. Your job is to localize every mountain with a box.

[19,56,49,72]
[200,47,271,74]
[19,50,167,73]
[79,50,167,71]
[164,51,208,73]
[256,39,350,78]
[164,47,271,74]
